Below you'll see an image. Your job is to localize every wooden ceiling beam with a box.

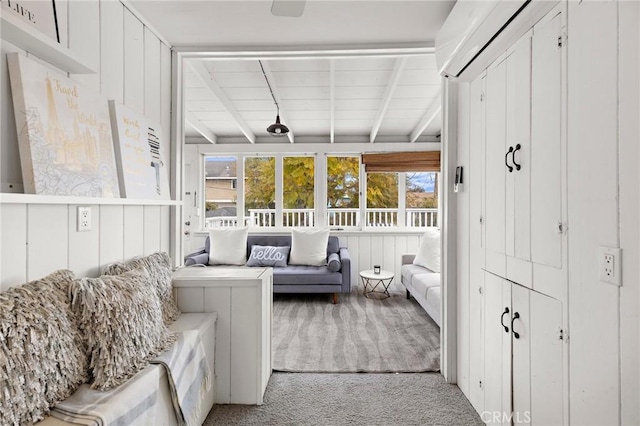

[329,59,335,143]
[184,111,217,144]
[410,101,441,143]
[259,60,295,144]
[188,61,256,144]
[369,56,407,144]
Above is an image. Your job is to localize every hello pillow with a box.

[247,245,290,267]
[289,228,330,266]
[413,228,441,273]
[209,227,249,265]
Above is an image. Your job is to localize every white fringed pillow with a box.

[0,270,89,425]
[289,228,330,266]
[413,228,441,273]
[70,268,175,391]
[209,227,249,265]
[103,252,181,324]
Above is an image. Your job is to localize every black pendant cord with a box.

[259,60,280,116]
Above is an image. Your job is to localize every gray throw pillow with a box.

[70,268,176,391]
[104,252,180,324]
[0,270,89,425]
[247,245,290,267]
[327,252,341,272]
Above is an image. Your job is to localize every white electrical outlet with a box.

[77,206,91,232]
[599,246,621,286]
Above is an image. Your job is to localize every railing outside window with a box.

[205,208,437,229]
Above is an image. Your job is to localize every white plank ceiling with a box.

[126,0,455,145]
[184,55,442,144]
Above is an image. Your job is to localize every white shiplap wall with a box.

[0,2,173,291]
[453,2,640,424]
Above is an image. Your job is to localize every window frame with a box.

[200,152,438,231]
[326,154,361,230]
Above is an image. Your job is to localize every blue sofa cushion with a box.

[274,266,343,285]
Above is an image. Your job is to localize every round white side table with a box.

[359,269,394,299]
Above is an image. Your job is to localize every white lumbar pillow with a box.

[413,228,441,273]
[208,227,249,265]
[289,228,330,266]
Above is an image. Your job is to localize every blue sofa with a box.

[184,235,351,303]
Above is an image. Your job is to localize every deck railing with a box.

[327,208,359,227]
[406,208,438,227]
[205,208,437,229]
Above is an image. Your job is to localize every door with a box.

[483,272,512,425]
[485,57,507,276]
[469,74,486,413]
[531,11,563,270]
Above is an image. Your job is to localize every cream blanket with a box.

[50,366,162,425]
[51,330,211,426]
[150,330,212,426]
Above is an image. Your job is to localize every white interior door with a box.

[531,11,563,269]
[485,57,508,275]
[182,162,194,252]
[469,74,486,413]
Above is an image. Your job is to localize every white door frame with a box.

[169,47,457,382]
[441,77,458,383]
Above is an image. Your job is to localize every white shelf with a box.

[0,193,181,206]
[1,12,96,74]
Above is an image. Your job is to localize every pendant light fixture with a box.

[259,60,289,137]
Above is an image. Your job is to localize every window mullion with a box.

[275,155,283,228]
[236,155,244,227]
[398,172,406,228]
[317,154,327,228]
[360,161,366,230]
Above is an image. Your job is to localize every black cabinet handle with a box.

[505,146,514,172]
[511,312,521,339]
[501,307,510,333]
[512,144,522,171]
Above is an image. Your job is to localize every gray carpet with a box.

[203,372,483,426]
[272,284,440,373]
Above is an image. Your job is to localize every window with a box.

[201,152,439,230]
[406,172,438,227]
[244,156,276,227]
[283,156,315,227]
[366,172,399,226]
[327,156,360,227]
[204,156,238,228]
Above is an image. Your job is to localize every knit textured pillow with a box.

[70,268,176,391]
[0,270,89,425]
[103,252,180,324]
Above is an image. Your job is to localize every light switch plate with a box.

[599,246,621,286]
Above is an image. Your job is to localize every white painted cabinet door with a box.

[531,11,563,270]
[511,284,532,425]
[506,33,532,267]
[529,290,563,425]
[483,272,512,426]
[485,57,508,276]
